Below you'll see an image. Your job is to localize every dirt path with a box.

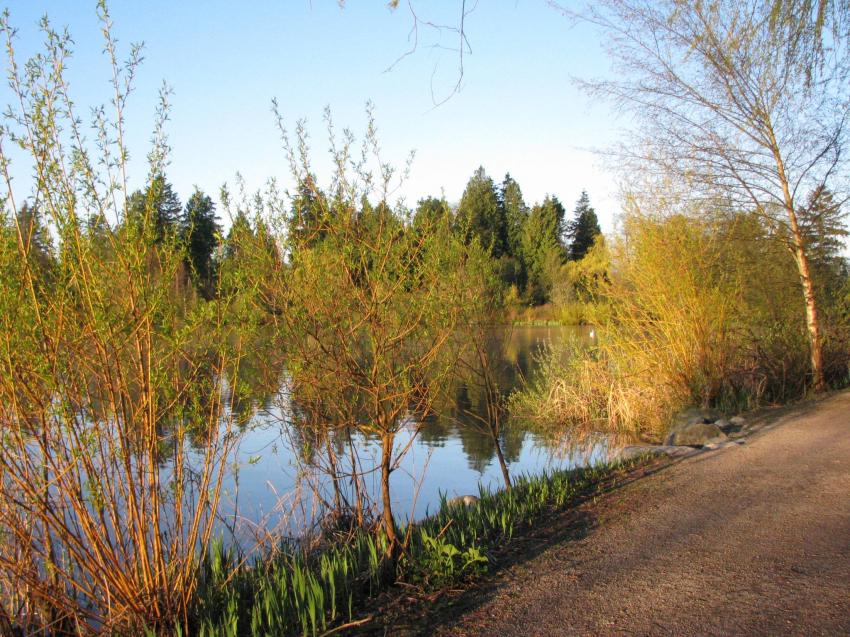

[428,391,850,636]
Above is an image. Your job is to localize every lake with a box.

[214,325,601,547]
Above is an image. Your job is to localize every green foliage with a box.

[288,174,329,247]
[190,460,637,636]
[413,195,451,232]
[0,8,245,632]
[416,171,600,311]
[11,201,56,289]
[231,108,501,553]
[500,173,529,276]
[549,235,611,325]
[127,173,183,244]
[798,187,849,304]
[568,190,601,261]
[181,188,221,297]
[456,166,507,259]
[522,195,567,304]
[513,206,850,440]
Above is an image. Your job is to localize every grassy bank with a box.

[508,302,600,327]
[188,458,643,636]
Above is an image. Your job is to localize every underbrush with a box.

[189,460,637,636]
[510,213,850,442]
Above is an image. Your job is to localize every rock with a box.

[705,440,744,451]
[663,445,700,456]
[730,415,746,426]
[714,417,742,434]
[612,445,660,461]
[446,495,479,508]
[672,407,724,429]
[611,444,695,462]
[665,421,728,447]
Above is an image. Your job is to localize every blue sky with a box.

[2,1,624,231]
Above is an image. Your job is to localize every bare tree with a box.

[768,0,850,73]
[565,0,849,391]
[384,0,476,106]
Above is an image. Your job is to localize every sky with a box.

[1,1,625,231]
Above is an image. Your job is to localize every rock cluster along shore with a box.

[612,407,750,462]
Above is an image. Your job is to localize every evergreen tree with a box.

[126,173,182,244]
[499,173,528,261]
[84,213,113,261]
[522,195,567,304]
[224,209,253,262]
[498,173,530,293]
[455,166,507,258]
[181,188,221,296]
[797,187,848,299]
[289,174,328,247]
[798,187,847,268]
[568,190,601,261]
[412,196,451,232]
[15,201,55,282]
[150,175,182,233]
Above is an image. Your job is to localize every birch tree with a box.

[574,0,849,391]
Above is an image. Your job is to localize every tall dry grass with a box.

[512,207,848,442]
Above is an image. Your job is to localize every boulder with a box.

[665,421,728,447]
[612,444,696,462]
[729,415,746,427]
[446,495,479,508]
[704,439,745,451]
[713,417,733,432]
[672,407,723,427]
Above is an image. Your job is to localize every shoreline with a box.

[379,390,850,636]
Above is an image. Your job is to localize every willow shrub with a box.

[513,210,848,441]
[0,8,246,633]
[220,106,499,559]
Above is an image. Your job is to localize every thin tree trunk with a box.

[325,435,343,514]
[791,235,826,392]
[775,152,826,393]
[486,378,512,491]
[493,433,512,491]
[379,431,398,555]
[476,333,512,490]
[348,435,365,528]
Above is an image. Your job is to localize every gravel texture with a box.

[426,390,850,636]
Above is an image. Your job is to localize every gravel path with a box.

[430,391,850,636]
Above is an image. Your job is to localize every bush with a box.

[512,209,850,441]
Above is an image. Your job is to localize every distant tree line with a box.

[415,167,602,306]
[6,175,230,301]
[1,165,603,312]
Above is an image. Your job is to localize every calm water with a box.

[215,325,600,545]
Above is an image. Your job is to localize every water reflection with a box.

[217,325,597,544]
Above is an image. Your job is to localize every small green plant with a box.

[188,458,640,636]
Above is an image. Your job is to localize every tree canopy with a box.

[456,166,507,259]
[568,190,601,261]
